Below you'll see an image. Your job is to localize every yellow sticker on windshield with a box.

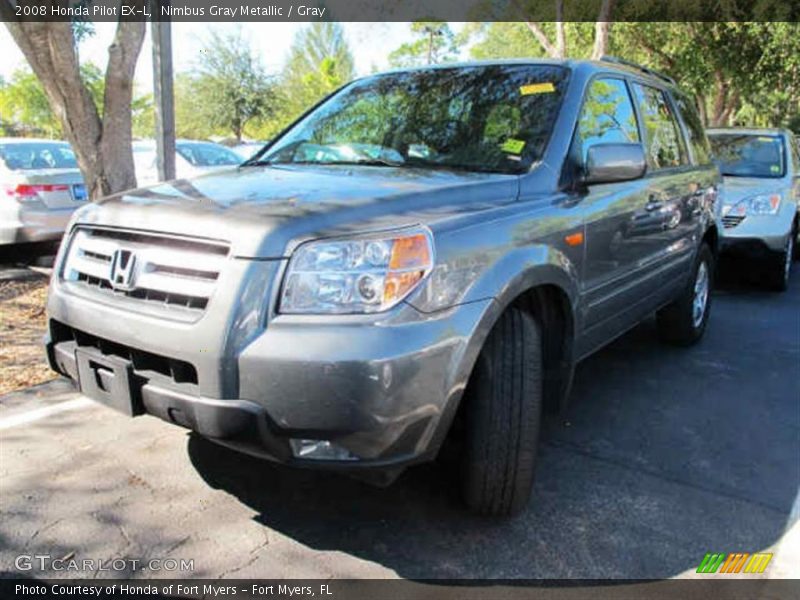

[771,164,781,173]
[520,82,555,95]
[501,138,526,154]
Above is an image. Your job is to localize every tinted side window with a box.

[575,78,640,163]
[673,92,712,165]
[631,83,688,170]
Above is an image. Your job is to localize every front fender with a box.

[409,242,580,318]
[412,245,581,455]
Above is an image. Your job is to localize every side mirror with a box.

[585,143,647,185]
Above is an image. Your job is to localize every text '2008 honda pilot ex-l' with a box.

[46,59,721,515]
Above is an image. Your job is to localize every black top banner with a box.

[1,0,799,22]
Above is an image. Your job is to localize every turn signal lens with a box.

[280,227,434,314]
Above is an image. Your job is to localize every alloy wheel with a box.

[692,261,709,328]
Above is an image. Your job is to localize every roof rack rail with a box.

[600,55,676,86]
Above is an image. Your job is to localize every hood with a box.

[74,164,519,258]
[721,176,786,205]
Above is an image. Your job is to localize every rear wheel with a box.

[657,243,714,346]
[461,306,543,516]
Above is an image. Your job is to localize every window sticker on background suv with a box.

[520,82,555,95]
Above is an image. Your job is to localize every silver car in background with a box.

[133,139,242,186]
[708,128,800,291]
[232,142,269,160]
[0,138,87,246]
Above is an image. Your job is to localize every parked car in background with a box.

[232,142,269,160]
[133,139,243,185]
[46,59,720,515]
[1,138,87,247]
[708,128,800,291]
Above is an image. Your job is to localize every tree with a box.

[0,69,61,137]
[467,22,595,60]
[511,0,616,59]
[192,28,279,142]
[0,64,154,140]
[388,21,459,68]
[1,4,145,199]
[613,22,800,128]
[280,22,355,122]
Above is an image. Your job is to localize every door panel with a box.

[574,77,664,336]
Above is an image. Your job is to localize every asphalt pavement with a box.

[0,263,798,580]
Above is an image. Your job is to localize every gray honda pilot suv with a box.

[45,59,721,515]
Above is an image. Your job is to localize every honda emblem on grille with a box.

[109,249,137,291]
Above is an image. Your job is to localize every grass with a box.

[0,277,55,396]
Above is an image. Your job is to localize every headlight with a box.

[279,227,434,314]
[727,193,782,216]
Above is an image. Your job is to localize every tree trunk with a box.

[708,70,739,127]
[2,7,145,200]
[590,0,615,59]
[555,2,566,58]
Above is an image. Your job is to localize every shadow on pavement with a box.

[188,271,799,579]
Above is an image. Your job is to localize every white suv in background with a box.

[708,128,800,291]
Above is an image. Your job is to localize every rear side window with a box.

[574,78,640,163]
[631,83,688,170]
[673,93,713,165]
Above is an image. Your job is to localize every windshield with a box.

[0,142,78,170]
[176,143,242,167]
[260,64,569,174]
[709,134,786,178]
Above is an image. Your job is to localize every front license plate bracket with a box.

[75,348,143,416]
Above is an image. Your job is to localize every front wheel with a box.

[765,231,794,292]
[461,306,543,516]
[657,243,714,346]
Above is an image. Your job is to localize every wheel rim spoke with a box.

[692,262,708,328]
[785,237,793,282]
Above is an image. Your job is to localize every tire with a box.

[765,233,793,292]
[461,306,543,516]
[657,243,714,346]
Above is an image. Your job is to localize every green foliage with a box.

[0,69,57,137]
[467,22,798,132]
[467,22,595,60]
[0,64,104,137]
[186,28,280,141]
[611,22,800,130]
[131,93,155,139]
[278,22,356,127]
[388,21,459,68]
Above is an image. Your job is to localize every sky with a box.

[0,22,465,94]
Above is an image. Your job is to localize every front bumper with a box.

[0,206,76,245]
[720,206,795,254]
[46,282,493,471]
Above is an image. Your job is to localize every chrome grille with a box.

[62,227,229,314]
[722,215,746,229]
